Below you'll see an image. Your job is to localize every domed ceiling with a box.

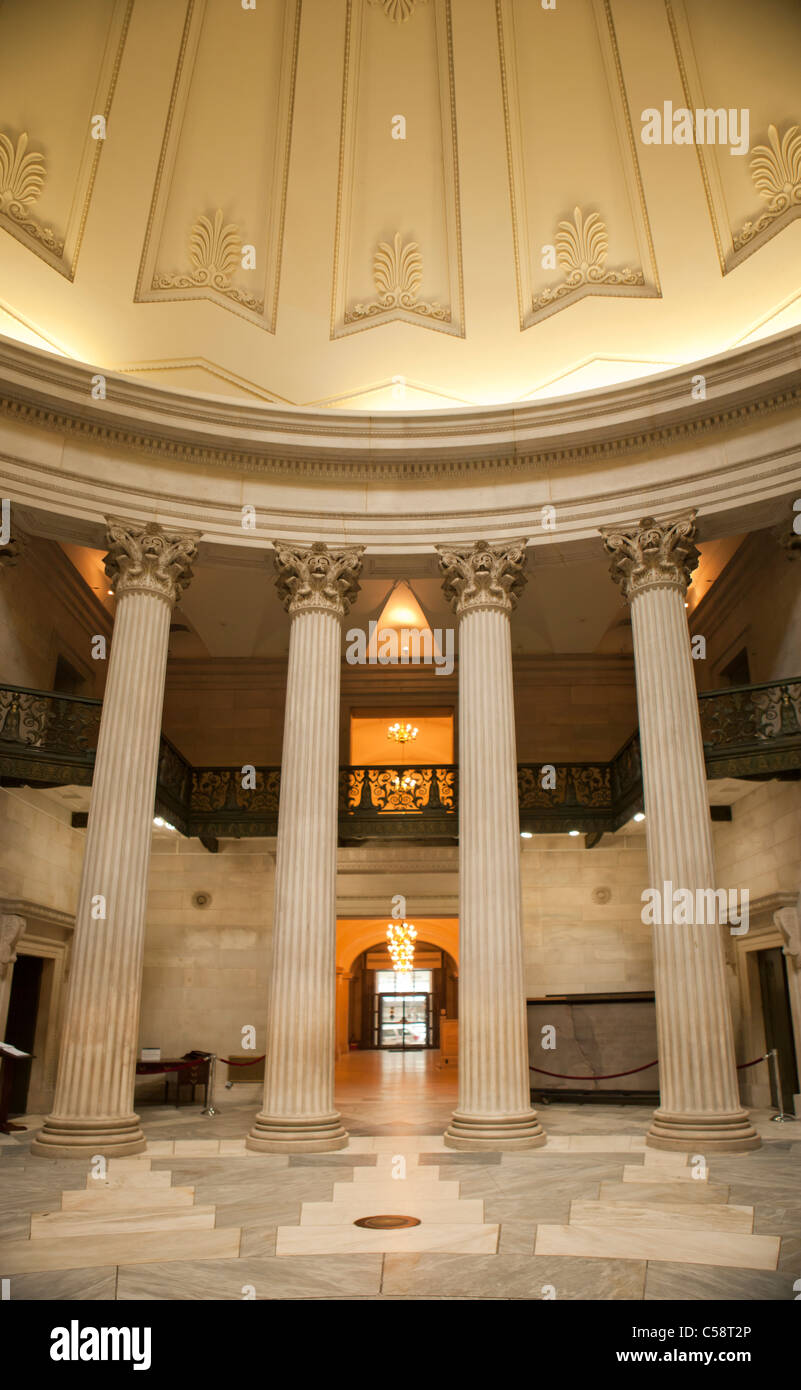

[0,0,799,411]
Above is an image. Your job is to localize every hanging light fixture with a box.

[387,920,417,973]
[387,721,418,744]
[391,772,418,792]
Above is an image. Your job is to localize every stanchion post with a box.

[202,1054,218,1118]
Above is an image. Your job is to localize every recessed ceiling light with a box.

[568,829,580,837]
[520,831,533,839]
[633,812,645,823]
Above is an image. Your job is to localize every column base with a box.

[30,1113,146,1159]
[646,1107,761,1153]
[443,1108,546,1151]
[246,1111,349,1154]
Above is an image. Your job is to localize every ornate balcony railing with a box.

[0,677,799,841]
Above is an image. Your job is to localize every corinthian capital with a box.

[436,539,528,616]
[600,511,699,601]
[104,517,201,604]
[274,539,364,617]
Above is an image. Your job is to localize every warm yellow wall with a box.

[349,709,454,765]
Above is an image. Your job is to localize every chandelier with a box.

[386,920,417,973]
[391,772,418,792]
[387,721,418,744]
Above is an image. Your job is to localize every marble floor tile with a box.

[534,1224,780,1269]
[496,1221,536,1254]
[238,1225,278,1258]
[117,1254,383,1300]
[332,1179,461,1203]
[0,1226,241,1273]
[143,1141,174,1155]
[569,1199,754,1232]
[0,1267,118,1301]
[276,1222,500,1255]
[598,1180,730,1204]
[87,1170,173,1189]
[30,1206,218,1238]
[643,1261,796,1301]
[300,1198,485,1224]
[381,1253,647,1300]
[61,1186,197,1212]
[621,1164,706,1184]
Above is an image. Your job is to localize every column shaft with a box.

[248,609,346,1149]
[603,512,758,1152]
[247,539,362,1152]
[32,519,198,1158]
[438,540,544,1150]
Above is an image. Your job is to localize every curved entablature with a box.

[1,329,800,555]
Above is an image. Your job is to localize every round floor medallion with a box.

[354,1215,421,1229]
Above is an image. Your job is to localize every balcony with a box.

[1,678,799,843]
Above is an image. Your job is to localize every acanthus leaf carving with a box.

[0,130,64,255]
[274,539,364,617]
[346,232,449,323]
[600,510,699,601]
[154,209,263,312]
[733,122,801,252]
[533,207,644,312]
[104,516,200,605]
[436,539,528,617]
[367,0,429,21]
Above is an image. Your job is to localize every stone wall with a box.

[0,787,84,915]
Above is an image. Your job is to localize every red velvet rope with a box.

[529,1053,768,1081]
[219,1054,267,1066]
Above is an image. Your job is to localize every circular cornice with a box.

[0,329,800,484]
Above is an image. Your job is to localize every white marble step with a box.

[31,1206,217,1238]
[86,1170,173,1189]
[276,1222,499,1255]
[534,1224,780,1269]
[62,1186,196,1212]
[569,1199,754,1233]
[351,1163,440,1182]
[621,1163,707,1185]
[300,1197,485,1225]
[106,1157,152,1171]
[0,1227,240,1274]
[332,1179,461,1202]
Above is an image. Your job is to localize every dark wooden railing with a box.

[1,677,799,842]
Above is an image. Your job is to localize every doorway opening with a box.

[4,953,43,1115]
[757,946,799,1112]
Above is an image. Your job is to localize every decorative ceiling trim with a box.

[331,0,464,338]
[154,209,264,312]
[498,0,660,331]
[666,0,801,274]
[732,124,801,253]
[135,0,301,332]
[0,0,132,281]
[0,131,62,255]
[345,233,449,323]
[532,207,644,314]
[368,0,429,20]
[0,331,800,485]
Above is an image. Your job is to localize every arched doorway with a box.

[334,918,459,1125]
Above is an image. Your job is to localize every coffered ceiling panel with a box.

[497,0,660,329]
[666,0,801,274]
[331,0,464,338]
[135,0,300,331]
[0,0,131,278]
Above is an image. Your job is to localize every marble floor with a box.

[1,1053,798,1301]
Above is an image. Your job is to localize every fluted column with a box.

[247,540,363,1152]
[601,511,759,1152]
[436,540,545,1149]
[32,518,199,1157]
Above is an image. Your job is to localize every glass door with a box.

[378,993,430,1049]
